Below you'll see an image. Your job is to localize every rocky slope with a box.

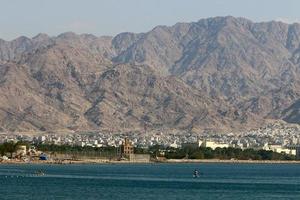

[1,16,300,134]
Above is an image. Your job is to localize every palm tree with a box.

[0,144,5,156]
[2,141,20,158]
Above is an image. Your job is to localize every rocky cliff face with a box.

[1,16,300,133]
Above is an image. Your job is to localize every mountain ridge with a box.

[1,16,300,134]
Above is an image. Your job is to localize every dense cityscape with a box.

[1,121,300,157]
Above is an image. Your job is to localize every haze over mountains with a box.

[1,16,300,134]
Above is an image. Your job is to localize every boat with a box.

[193,169,199,178]
[35,170,45,176]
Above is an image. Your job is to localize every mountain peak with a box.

[57,32,79,39]
[32,33,50,41]
[12,36,31,42]
[1,16,300,133]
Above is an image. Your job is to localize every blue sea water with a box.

[0,163,300,200]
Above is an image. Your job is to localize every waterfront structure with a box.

[129,154,150,162]
[122,138,134,156]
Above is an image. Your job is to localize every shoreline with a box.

[1,158,300,165]
[164,159,300,164]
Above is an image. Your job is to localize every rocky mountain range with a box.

[1,16,300,134]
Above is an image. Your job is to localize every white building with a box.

[17,145,27,156]
[267,144,296,155]
[201,140,229,150]
[169,141,179,148]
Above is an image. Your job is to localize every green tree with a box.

[189,151,204,159]
[0,144,5,156]
[2,142,20,158]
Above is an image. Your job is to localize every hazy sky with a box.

[0,0,299,40]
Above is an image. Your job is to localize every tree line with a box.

[159,146,296,160]
[36,143,120,158]
[1,142,297,160]
[0,141,28,158]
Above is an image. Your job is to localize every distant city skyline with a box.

[0,0,299,40]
